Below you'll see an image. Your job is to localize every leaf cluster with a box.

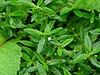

[0,0,100,75]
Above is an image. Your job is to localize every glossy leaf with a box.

[57,48,63,56]
[22,53,30,61]
[44,20,55,32]
[46,27,63,35]
[43,7,55,15]
[37,0,43,6]
[20,40,34,47]
[48,59,66,65]
[11,10,27,17]
[51,67,62,75]
[24,28,43,36]
[60,6,73,15]
[89,28,100,34]
[63,67,72,75]
[90,47,100,55]
[44,0,53,5]
[73,54,88,64]
[84,34,92,52]
[61,37,73,47]
[37,62,47,75]
[33,51,45,64]
[90,56,100,68]
[73,9,82,17]
[37,38,45,53]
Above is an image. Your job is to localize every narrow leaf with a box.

[46,27,63,35]
[37,0,43,6]
[90,56,100,68]
[33,51,45,64]
[44,0,53,5]
[73,9,82,17]
[63,67,72,75]
[60,6,73,15]
[22,53,30,61]
[57,48,63,56]
[45,20,55,32]
[89,28,100,34]
[61,38,73,47]
[37,62,47,75]
[43,7,55,15]
[90,47,100,55]
[84,34,92,52]
[11,10,27,17]
[31,14,37,22]
[37,38,45,54]
[20,40,34,47]
[73,54,88,64]
[48,59,66,65]
[24,28,43,36]
[51,67,62,75]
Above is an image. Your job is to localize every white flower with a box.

[48,37,51,41]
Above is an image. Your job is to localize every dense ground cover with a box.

[0,0,100,75]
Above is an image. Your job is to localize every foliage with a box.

[0,34,21,75]
[0,0,100,75]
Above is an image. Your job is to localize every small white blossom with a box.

[48,37,51,41]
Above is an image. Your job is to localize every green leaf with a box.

[50,40,61,46]
[48,59,66,65]
[74,0,100,12]
[43,63,49,71]
[27,66,37,72]
[0,1,10,12]
[74,0,83,7]
[63,67,72,75]
[89,28,100,34]
[20,40,34,47]
[51,67,62,75]
[47,47,55,56]
[63,49,75,57]
[73,54,88,64]
[92,41,100,49]
[57,48,63,56]
[22,46,33,56]
[31,14,37,22]
[18,0,35,7]
[37,38,45,54]
[90,56,100,68]
[46,27,63,35]
[0,33,6,44]
[90,41,100,55]
[37,0,43,6]
[90,47,100,55]
[44,0,53,5]
[11,10,27,17]
[43,7,56,15]
[60,6,73,15]
[79,26,84,41]
[44,20,55,32]
[73,9,82,17]
[22,53,30,61]
[55,29,68,36]
[84,34,92,52]
[0,34,21,75]
[61,37,73,47]
[24,28,43,36]
[90,10,95,23]
[37,62,47,75]
[33,51,45,64]
[82,12,91,19]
